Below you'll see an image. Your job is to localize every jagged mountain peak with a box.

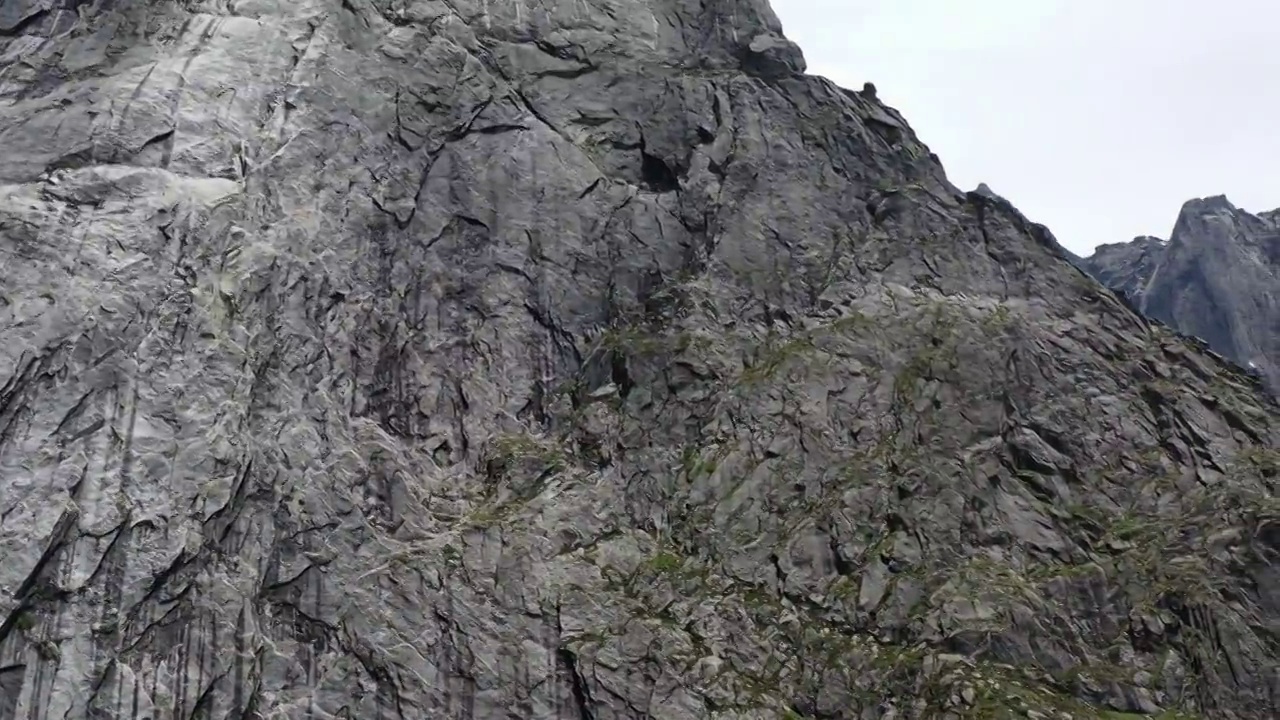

[1081,192,1278,392]
[1179,193,1238,215]
[1170,195,1277,248]
[1077,235,1167,304]
[1090,234,1167,254]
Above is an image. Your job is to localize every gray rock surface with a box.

[1081,196,1280,391]
[1,2,1278,719]
[1080,236,1167,301]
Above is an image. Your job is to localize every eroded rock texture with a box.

[1082,196,1280,392]
[1,1,1278,719]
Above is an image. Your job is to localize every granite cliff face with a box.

[1079,236,1167,302]
[2,2,1279,719]
[1081,197,1280,391]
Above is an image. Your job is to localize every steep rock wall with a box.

[1,1,1278,718]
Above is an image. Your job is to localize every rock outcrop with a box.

[1078,236,1166,301]
[1081,196,1280,391]
[1,2,1278,719]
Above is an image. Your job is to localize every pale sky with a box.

[774,0,1280,256]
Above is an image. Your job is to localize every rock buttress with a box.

[1,1,1278,718]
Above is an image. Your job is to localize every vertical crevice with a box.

[556,648,596,720]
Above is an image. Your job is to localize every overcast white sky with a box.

[773,0,1280,255]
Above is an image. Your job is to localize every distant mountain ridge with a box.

[1079,195,1280,390]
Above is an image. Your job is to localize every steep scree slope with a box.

[1081,197,1279,392]
[1,1,1278,719]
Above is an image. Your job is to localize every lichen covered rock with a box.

[0,1,1277,719]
